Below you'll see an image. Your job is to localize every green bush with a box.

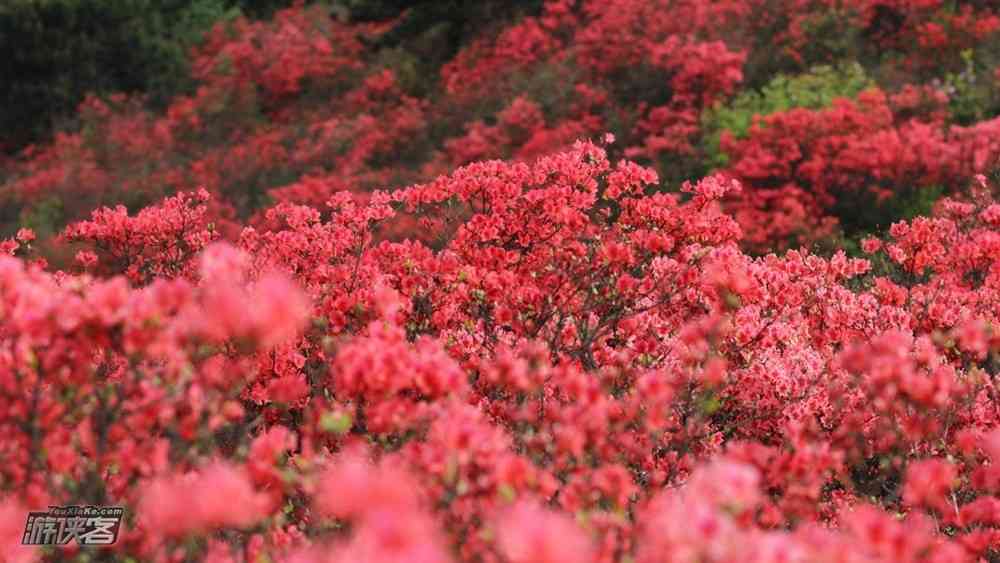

[0,0,281,154]
[939,48,1000,125]
[331,0,544,97]
[702,62,874,169]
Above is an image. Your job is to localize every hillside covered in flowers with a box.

[3,1,1000,561]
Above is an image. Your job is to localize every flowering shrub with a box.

[1,140,1000,562]
[719,85,1000,249]
[4,1,1000,561]
[702,62,875,169]
[4,0,1000,251]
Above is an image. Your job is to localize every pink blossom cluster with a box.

[1,142,1000,561]
[4,1,998,253]
[1,0,1000,560]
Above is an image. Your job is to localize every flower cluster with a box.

[1,141,1000,562]
[2,0,1000,561]
[4,0,998,253]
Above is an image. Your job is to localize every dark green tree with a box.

[0,0,292,154]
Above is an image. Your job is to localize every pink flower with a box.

[860,237,883,254]
[0,499,38,563]
[139,463,270,537]
[904,459,957,513]
[497,502,595,563]
[249,272,311,348]
[15,229,34,243]
[75,250,98,269]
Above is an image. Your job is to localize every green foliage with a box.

[797,9,863,69]
[332,0,544,95]
[940,49,1000,125]
[840,184,943,240]
[702,63,874,169]
[18,195,65,240]
[0,0,280,153]
[332,0,543,47]
[230,0,290,18]
[818,185,944,262]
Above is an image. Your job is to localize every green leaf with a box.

[319,411,353,434]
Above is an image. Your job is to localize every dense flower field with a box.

[3,1,1000,562]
